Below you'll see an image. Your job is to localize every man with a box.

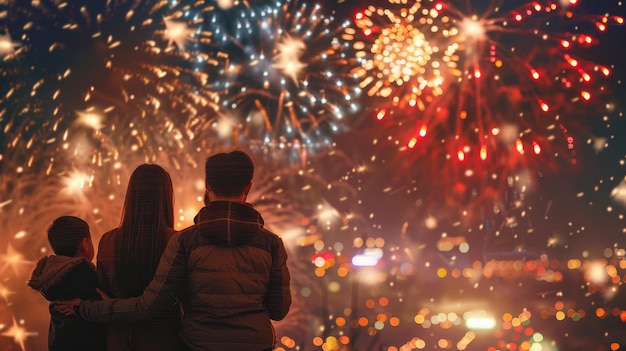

[57,151,292,351]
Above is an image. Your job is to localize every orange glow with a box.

[520,310,532,321]
[473,69,482,79]
[280,336,296,348]
[337,266,348,277]
[314,267,325,277]
[539,101,549,112]
[596,22,606,32]
[457,150,465,161]
[437,267,448,277]
[532,141,541,155]
[313,337,323,347]
[408,137,418,149]
[480,145,487,160]
[389,317,400,326]
[560,40,570,48]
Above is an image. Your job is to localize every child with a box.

[27,216,106,351]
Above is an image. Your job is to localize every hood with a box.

[27,255,92,292]
[196,201,264,246]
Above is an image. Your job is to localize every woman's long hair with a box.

[114,164,174,297]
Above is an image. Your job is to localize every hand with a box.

[54,298,81,316]
[96,288,110,301]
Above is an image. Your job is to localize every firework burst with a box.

[426,0,622,156]
[346,0,622,204]
[0,0,224,176]
[346,0,462,110]
[213,0,361,157]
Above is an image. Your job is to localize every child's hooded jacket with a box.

[28,255,106,351]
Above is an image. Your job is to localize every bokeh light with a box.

[1,0,626,350]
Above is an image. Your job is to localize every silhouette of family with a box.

[28,151,292,351]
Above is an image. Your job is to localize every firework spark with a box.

[0,317,38,351]
[202,0,281,45]
[0,244,32,277]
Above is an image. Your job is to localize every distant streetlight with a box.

[351,248,383,267]
[464,310,496,330]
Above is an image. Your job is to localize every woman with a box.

[96,164,182,351]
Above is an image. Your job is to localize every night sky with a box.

[1,1,626,350]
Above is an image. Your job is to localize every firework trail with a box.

[212,0,361,157]
[0,0,224,176]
